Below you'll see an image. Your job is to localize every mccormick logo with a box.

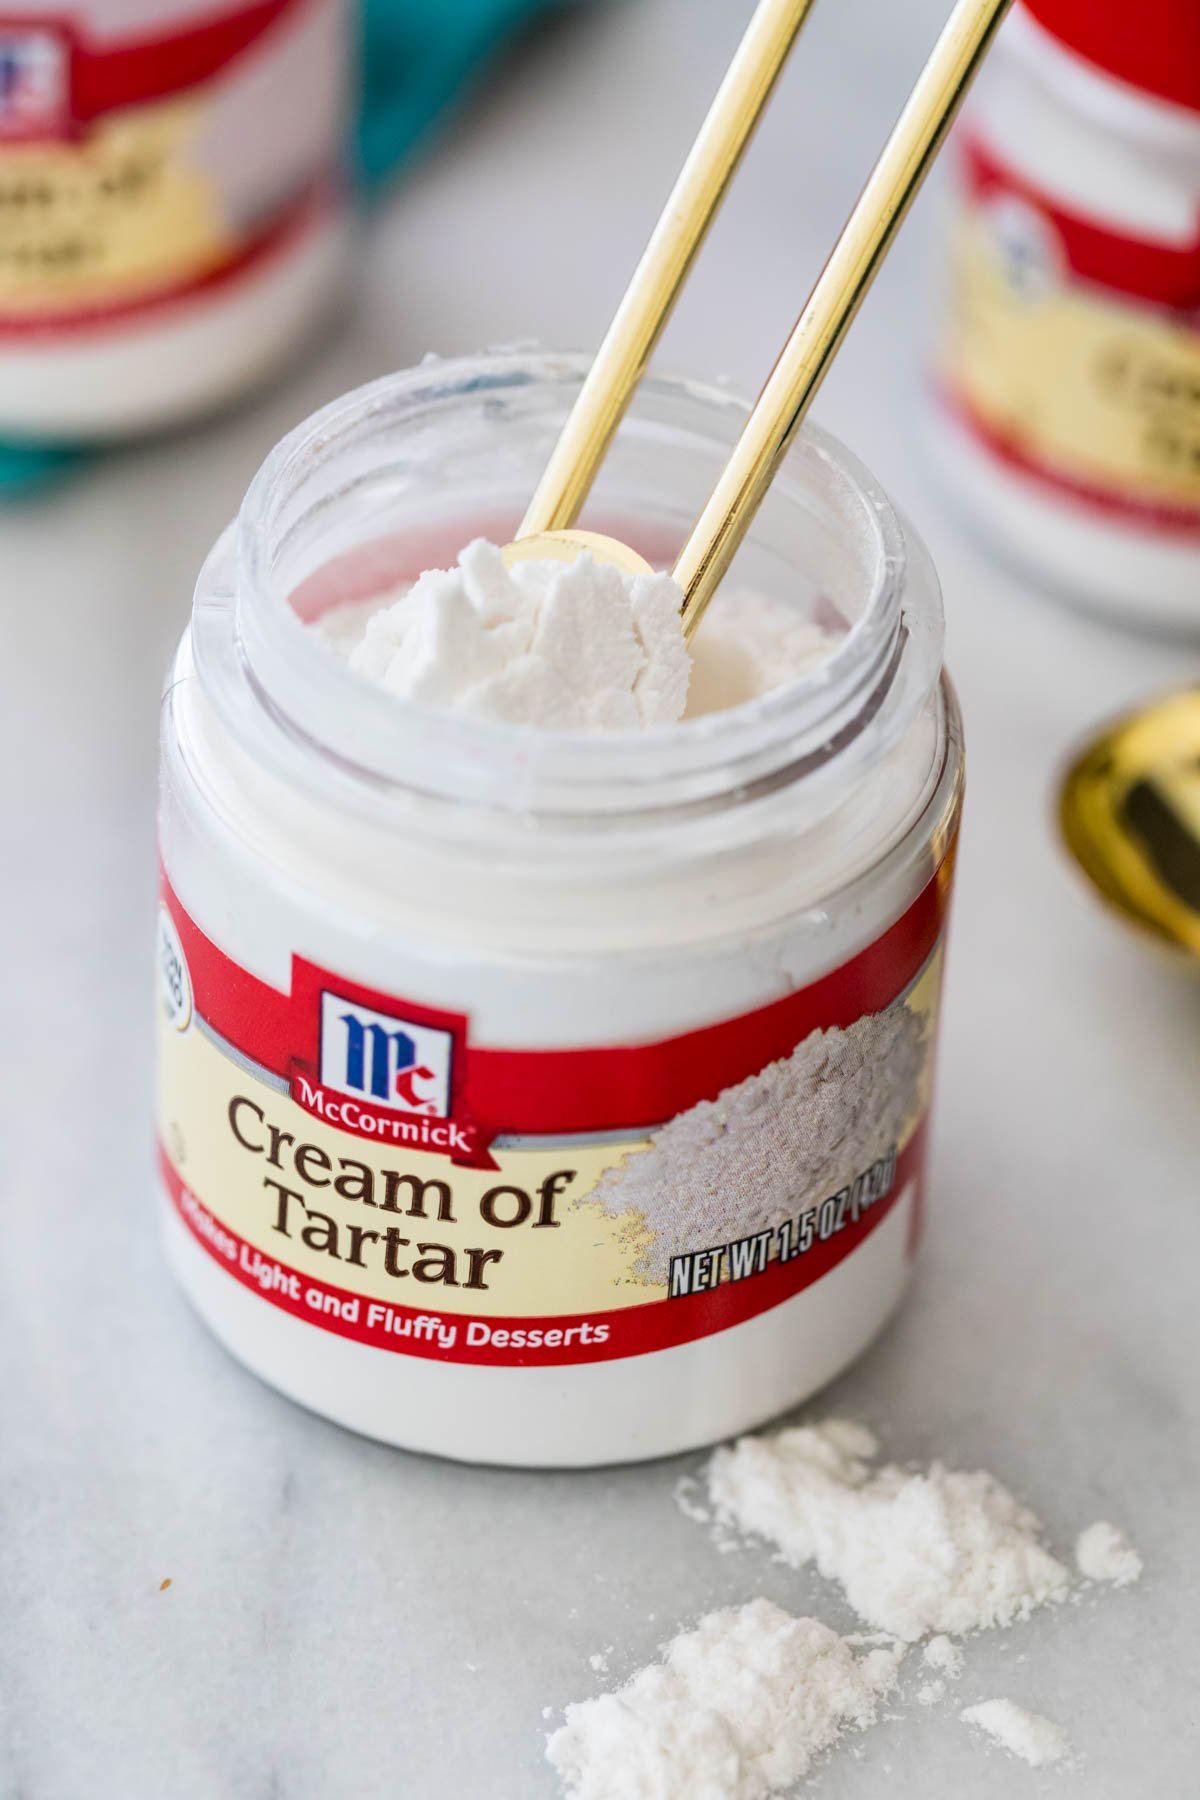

[0,26,72,140]
[319,994,453,1119]
[291,981,491,1164]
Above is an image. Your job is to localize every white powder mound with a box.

[916,1632,964,1704]
[1075,1520,1142,1588]
[922,1635,964,1678]
[590,1002,927,1286]
[705,1421,1070,1642]
[342,538,691,728]
[960,1699,1069,1767]
[316,559,836,724]
[545,1598,901,1800]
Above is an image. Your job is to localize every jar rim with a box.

[194,349,942,824]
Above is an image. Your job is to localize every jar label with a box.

[941,138,1200,534]
[157,857,954,1367]
[0,1,344,331]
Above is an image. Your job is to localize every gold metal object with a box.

[675,0,1013,636]
[515,0,818,547]
[510,0,1010,634]
[502,529,651,577]
[1060,689,1200,962]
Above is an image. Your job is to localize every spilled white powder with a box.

[923,1634,964,1677]
[590,1002,927,1285]
[1075,1520,1142,1588]
[917,1680,945,1706]
[705,1420,1070,1641]
[315,543,835,726]
[673,1474,712,1526]
[960,1699,1069,1767]
[545,1599,900,1800]
[339,539,690,728]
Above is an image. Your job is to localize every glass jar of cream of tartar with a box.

[156,350,964,1468]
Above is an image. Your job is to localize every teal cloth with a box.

[0,0,556,495]
[357,0,554,191]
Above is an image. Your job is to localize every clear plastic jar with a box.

[156,351,964,1467]
[935,2,1200,630]
[0,0,351,440]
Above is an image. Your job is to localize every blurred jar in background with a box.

[0,0,351,439]
[935,0,1200,632]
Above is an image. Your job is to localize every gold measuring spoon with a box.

[504,0,820,583]
[507,0,1014,636]
[1060,689,1200,962]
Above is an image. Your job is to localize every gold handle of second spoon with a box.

[518,0,819,543]
[675,0,1013,638]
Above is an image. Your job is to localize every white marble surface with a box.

[3,2,1198,1795]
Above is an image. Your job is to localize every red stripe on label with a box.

[161,1130,924,1365]
[77,1,297,119]
[161,860,951,1144]
[1021,0,1200,117]
[940,378,1200,535]
[961,135,1200,312]
[0,2,306,128]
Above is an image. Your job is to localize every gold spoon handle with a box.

[675,0,1012,638]
[518,0,819,542]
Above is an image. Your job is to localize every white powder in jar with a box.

[681,585,840,718]
[589,1001,927,1285]
[1074,1520,1142,1587]
[960,1698,1070,1767]
[340,540,690,727]
[545,1598,901,1800]
[314,539,835,726]
[705,1420,1070,1641]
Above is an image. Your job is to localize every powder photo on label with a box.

[590,998,929,1286]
